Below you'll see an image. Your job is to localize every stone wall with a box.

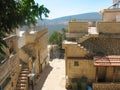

[68,21,88,33]
[0,54,21,90]
[0,59,10,84]
[97,22,120,34]
[9,54,21,90]
[64,44,89,57]
[67,59,96,83]
[18,49,29,63]
[106,67,114,82]
[103,9,120,21]
[25,34,35,44]
[93,83,120,90]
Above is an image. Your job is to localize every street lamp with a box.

[28,73,35,90]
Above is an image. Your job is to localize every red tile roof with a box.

[94,55,120,66]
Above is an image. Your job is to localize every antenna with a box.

[108,0,120,9]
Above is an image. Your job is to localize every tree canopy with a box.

[49,28,68,49]
[0,0,49,55]
[49,31,62,48]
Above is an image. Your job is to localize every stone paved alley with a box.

[33,59,66,90]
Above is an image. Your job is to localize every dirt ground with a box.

[33,59,67,90]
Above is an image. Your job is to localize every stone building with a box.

[0,35,21,90]
[0,28,49,90]
[62,1,120,90]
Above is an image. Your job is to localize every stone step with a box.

[16,86,26,90]
[21,70,29,74]
[19,74,28,77]
[21,68,29,71]
[16,67,29,90]
[17,80,27,84]
[16,84,26,87]
[18,77,28,80]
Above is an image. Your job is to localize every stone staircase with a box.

[78,44,89,53]
[77,34,98,54]
[16,67,29,90]
[78,34,98,43]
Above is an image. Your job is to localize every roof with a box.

[63,40,77,44]
[94,55,120,66]
[81,37,120,55]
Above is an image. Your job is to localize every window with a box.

[74,61,79,66]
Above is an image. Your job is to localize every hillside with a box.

[22,12,102,34]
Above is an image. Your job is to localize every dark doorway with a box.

[98,67,106,82]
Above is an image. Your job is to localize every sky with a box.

[35,0,113,19]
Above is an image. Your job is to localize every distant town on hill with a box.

[38,12,102,34]
[21,12,102,34]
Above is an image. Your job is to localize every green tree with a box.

[49,31,62,48]
[0,0,49,55]
[61,28,67,40]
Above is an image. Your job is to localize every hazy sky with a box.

[35,0,113,19]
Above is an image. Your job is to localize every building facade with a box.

[0,28,49,90]
[62,2,120,90]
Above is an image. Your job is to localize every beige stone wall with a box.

[12,37,19,53]
[106,67,114,82]
[0,35,21,90]
[28,57,33,72]
[34,58,40,75]
[36,28,48,40]
[0,54,21,90]
[25,34,36,44]
[18,35,26,48]
[40,49,48,64]
[68,21,88,33]
[114,67,120,82]
[67,59,96,82]
[103,9,120,21]
[64,44,89,57]
[9,54,21,90]
[37,29,48,71]
[97,22,120,33]
[0,59,10,84]
[4,35,18,54]
[31,29,48,75]
[93,83,120,90]
[18,49,29,63]
[0,30,47,90]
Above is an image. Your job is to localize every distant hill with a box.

[37,12,102,34]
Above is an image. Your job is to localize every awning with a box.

[94,55,120,66]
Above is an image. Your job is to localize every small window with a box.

[74,61,79,66]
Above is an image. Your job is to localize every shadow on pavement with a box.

[34,64,53,90]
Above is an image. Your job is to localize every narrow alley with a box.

[33,59,66,90]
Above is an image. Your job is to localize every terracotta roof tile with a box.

[94,55,120,66]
